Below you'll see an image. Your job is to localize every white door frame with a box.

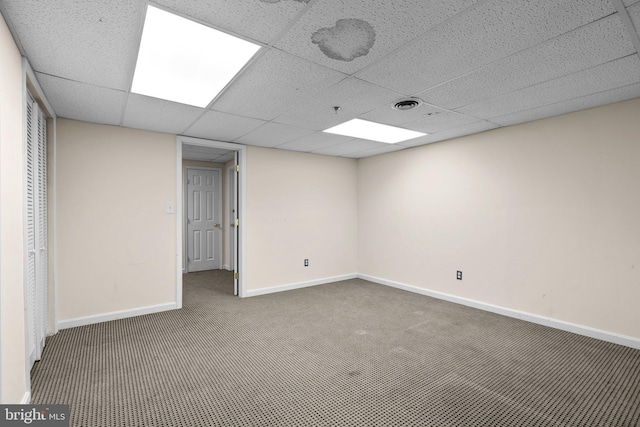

[226,164,236,271]
[184,166,222,273]
[176,136,247,307]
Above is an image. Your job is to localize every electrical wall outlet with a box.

[304,259,309,267]
[456,271,462,280]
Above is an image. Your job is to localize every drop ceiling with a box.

[182,144,236,163]
[2,0,639,159]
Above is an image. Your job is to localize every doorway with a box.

[185,167,222,272]
[176,136,246,306]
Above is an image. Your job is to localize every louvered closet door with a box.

[25,91,48,369]
[25,93,37,368]
[35,106,48,358]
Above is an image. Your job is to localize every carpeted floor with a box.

[32,270,640,426]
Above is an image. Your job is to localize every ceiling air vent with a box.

[392,98,422,111]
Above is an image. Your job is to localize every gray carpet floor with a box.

[31,270,640,426]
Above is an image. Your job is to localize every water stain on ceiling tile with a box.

[311,18,376,61]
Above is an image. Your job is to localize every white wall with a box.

[0,12,28,403]
[246,147,358,291]
[56,126,360,318]
[56,119,177,323]
[358,98,640,340]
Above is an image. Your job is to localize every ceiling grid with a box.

[610,0,640,56]
[0,0,638,158]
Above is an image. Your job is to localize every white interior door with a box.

[26,93,37,368]
[25,91,48,369]
[186,168,222,272]
[35,103,48,358]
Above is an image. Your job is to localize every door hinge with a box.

[235,165,240,173]
[234,218,239,227]
[234,272,239,280]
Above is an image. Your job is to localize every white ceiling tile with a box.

[182,149,234,163]
[275,0,480,74]
[491,83,640,127]
[419,15,635,109]
[154,0,308,44]
[405,113,481,134]
[182,146,235,162]
[359,102,447,126]
[310,139,382,156]
[216,152,236,163]
[183,151,220,162]
[343,143,407,158]
[185,110,266,141]
[4,0,636,156]
[183,145,232,156]
[234,122,315,147]
[628,3,640,38]
[275,131,353,152]
[123,95,204,135]
[357,0,615,95]
[397,121,500,147]
[457,55,640,119]
[391,134,435,148]
[36,73,125,126]
[273,77,400,130]
[212,49,346,121]
[2,1,144,90]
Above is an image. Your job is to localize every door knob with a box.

[214,223,220,228]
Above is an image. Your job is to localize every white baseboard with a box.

[58,302,178,330]
[223,264,231,271]
[359,274,640,350]
[245,273,358,298]
[21,391,31,404]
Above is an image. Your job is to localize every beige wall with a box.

[56,119,177,321]
[246,147,358,290]
[358,98,640,339]
[0,12,28,403]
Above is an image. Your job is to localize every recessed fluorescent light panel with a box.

[323,119,427,144]
[131,5,260,107]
